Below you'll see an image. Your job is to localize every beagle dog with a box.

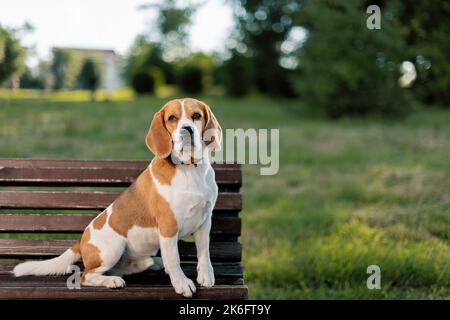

[13,98,222,298]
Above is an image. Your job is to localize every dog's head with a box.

[146,98,222,164]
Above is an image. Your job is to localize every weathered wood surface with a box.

[0,261,243,278]
[0,239,242,261]
[0,167,241,188]
[0,284,248,300]
[0,159,240,169]
[0,214,241,235]
[0,191,241,210]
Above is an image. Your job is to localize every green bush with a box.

[179,65,203,94]
[131,72,155,94]
[124,36,171,92]
[19,68,45,89]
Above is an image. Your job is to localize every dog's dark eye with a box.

[192,113,201,121]
[168,115,177,122]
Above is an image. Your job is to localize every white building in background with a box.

[100,49,123,90]
[52,47,123,90]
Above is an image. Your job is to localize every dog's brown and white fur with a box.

[13,98,222,298]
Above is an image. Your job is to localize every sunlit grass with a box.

[0,86,204,102]
[0,88,136,102]
[246,219,449,297]
[0,95,449,299]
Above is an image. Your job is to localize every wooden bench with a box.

[0,159,247,299]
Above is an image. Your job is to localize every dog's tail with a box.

[13,241,81,277]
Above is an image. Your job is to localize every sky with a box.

[0,0,234,65]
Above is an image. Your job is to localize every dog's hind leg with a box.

[82,266,126,288]
[81,246,127,288]
[79,227,127,288]
[110,257,164,276]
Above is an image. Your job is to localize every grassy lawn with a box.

[0,96,449,299]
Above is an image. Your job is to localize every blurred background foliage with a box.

[296,0,411,117]
[1,0,449,117]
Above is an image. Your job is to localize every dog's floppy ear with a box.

[146,110,172,158]
[201,102,222,151]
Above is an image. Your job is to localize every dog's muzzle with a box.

[181,125,195,146]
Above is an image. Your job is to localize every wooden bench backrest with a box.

[0,159,247,299]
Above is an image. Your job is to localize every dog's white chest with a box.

[152,164,217,238]
[173,190,211,237]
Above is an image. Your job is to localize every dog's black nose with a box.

[182,125,194,135]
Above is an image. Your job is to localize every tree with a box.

[51,48,77,90]
[295,0,411,118]
[0,24,25,86]
[77,59,101,101]
[222,51,253,96]
[396,1,450,106]
[138,0,198,62]
[227,0,299,97]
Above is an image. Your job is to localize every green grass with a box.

[0,95,449,299]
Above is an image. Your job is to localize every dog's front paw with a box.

[171,273,196,298]
[197,263,215,288]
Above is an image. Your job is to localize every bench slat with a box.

[0,272,243,286]
[0,159,240,170]
[0,239,241,261]
[0,262,243,285]
[0,261,243,278]
[0,277,243,286]
[0,284,248,300]
[0,191,241,210]
[0,214,241,235]
[0,167,241,187]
